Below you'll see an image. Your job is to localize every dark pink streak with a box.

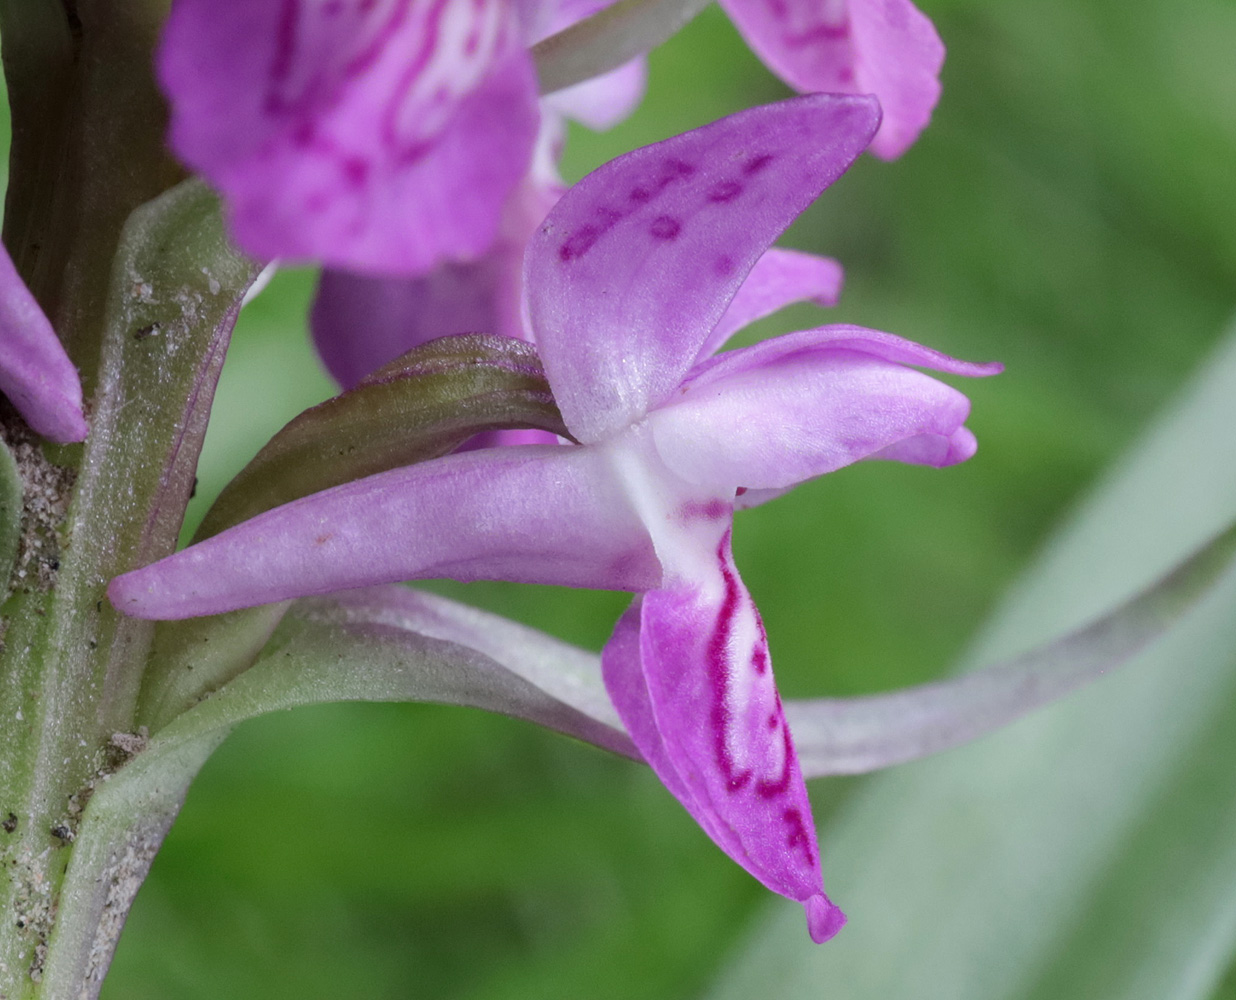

[708,530,753,792]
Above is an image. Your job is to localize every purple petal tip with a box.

[805,893,847,944]
[945,426,979,465]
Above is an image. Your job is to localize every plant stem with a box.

[0,7,252,989]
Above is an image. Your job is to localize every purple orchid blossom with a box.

[157,0,643,276]
[719,0,944,160]
[110,95,999,941]
[0,244,88,444]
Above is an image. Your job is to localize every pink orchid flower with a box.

[110,95,999,941]
[0,245,88,443]
[156,0,643,276]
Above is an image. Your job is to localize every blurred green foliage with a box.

[22,0,1225,996]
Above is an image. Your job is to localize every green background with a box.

[16,0,1226,996]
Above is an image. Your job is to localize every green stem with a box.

[0,172,254,995]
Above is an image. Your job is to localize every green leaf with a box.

[705,321,1236,999]
[789,520,1236,777]
[141,585,633,759]
[194,334,569,540]
[533,0,712,96]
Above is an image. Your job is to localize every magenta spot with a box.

[649,216,681,241]
[743,153,776,176]
[665,158,697,179]
[838,66,855,84]
[596,205,624,227]
[678,498,729,522]
[560,225,600,261]
[629,186,651,204]
[290,119,317,147]
[708,180,744,203]
[341,156,370,187]
[752,643,768,676]
[714,255,735,277]
[735,486,748,496]
[267,0,299,97]
[783,807,815,864]
[641,157,698,199]
[464,28,481,54]
[756,726,793,799]
[767,713,779,730]
[785,22,851,46]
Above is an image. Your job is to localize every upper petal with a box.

[109,444,660,620]
[601,528,845,942]
[0,245,87,443]
[311,114,565,386]
[158,0,539,273]
[719,0,944,159]
[312,265,511,388]
[649,325,1000,491]
[543,55,647,130]
[526,94,880,443]
[532,0,647,128]
[695,247,844,363]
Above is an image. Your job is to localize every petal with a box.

[719,0,944,159]
[158,0,539,273]
[531,0,646,127]
[0,245,87,443]
[695,247,844,362]
[870,424,978,467]
[601,529,844,942]
[526,93,880,443]
[543,56,647,130]
[109,445,660,620]
[312,266,509,388]
[311,116,565,387]
[649,325,999,491]
[686,323,1004,387]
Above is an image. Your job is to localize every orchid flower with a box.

[0,244,88,444]
[110,95,999,941]
[719,0,945,160]
[157,0,643,277]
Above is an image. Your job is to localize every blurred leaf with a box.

[534,0,711,95]
[195,334,568,540]
[707,319,1236,1000]
[790,520,1236,776]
